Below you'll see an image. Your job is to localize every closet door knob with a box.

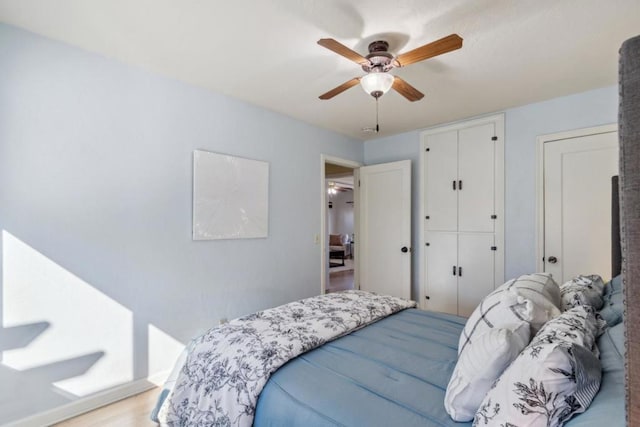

[548,256,558,264]
[401,246,409,253]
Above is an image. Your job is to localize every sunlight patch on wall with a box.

[1,230,133,397]
[147,324,184,386]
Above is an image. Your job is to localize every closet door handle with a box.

[458,180,463,190]
[458,266,463,276]
[453,266,457,276]
[453,180,457,190]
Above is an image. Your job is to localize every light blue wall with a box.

[504,86,617,277]
[364,86,618,290]
[0,24,361,422]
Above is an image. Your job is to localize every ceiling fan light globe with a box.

[360,72,394,97]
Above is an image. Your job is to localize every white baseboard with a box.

[5,379,158,427]
[147,369,171,387]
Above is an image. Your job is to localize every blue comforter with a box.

[152,288,624,426]
[254,309,469,427]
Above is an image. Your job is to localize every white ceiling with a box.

[1,0,638,140]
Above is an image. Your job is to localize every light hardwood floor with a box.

[54,389,159,427]
[327,270,354,293]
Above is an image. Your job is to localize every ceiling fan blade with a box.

[318,38,370,66]
[394,34,463,67]
[392,76,424,102]
[319,77,361,100]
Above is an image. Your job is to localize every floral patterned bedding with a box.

[156,290,416,427]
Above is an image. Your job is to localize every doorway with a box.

[320,155,361,294]
[319,155,413,299]
[536,124,618,283]
[325,162,356,293]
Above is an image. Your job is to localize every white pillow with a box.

[445,322,530,421]
[500,273,562,326]
[560,275,605,311]
[458,273,561,357]
[474,306,604,427]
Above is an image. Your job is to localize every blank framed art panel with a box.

[192,150,269,240]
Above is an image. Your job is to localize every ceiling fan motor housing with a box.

[362,40,394,73]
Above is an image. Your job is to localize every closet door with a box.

[543,131,618,283]
[458,123,496,232]
[425,232,458,314]
[425,131,458,232]
[457,233,495,317]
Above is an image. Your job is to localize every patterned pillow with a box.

[458,273,561,356]
[560,275,605,311]
[473,306,604,427]
[500,273,562,323]
[445,322,530,421]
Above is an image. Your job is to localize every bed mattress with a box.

[254,308,470,427]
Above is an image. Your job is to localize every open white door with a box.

[358,160,411,300]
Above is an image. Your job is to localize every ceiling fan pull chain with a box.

[376,97,380,133]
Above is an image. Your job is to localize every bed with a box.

[152,35,639,427]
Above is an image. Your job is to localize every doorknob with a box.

[401,246,409,253]
[547,256,558,264]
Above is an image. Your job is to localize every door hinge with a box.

[491,214,497,219]
[492,136,498,141]
[491,246,497,251]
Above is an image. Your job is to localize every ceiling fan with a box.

[318,34,463,102]
[327,181,352,195]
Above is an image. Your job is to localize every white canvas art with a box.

[193,150,269,240]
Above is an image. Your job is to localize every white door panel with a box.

[425,232,458,314]
[544,131,618,283]
[458,233,495,317]
[359,160,411,300]
[425,131,458,232]
[458,123,495,232]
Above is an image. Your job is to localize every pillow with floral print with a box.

[560,275,605,311]
[473,306,604,427]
